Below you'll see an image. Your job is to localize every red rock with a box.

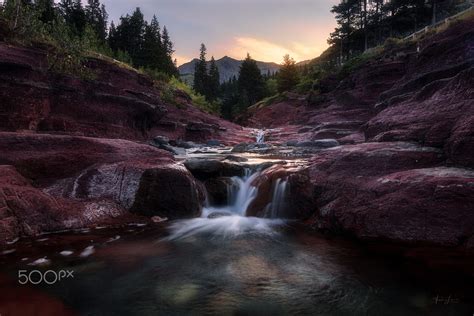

[0,133,205,242]
[304,143,474,247]
[0,43,251,145]
[247,165,315,219]
[0,165,134,242]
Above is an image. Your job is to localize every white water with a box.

[265,178,289,218]
[202,169,259,217]
[256,129,265,144]
[166,169,286,240]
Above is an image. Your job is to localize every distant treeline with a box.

[329,0,472,60]
[0,0,178,77]
[191,43,300,120]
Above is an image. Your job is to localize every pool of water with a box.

[1,220,473,315]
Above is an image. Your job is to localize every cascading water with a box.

[265,178,289,218]
[256,129,265,144]
[166,168,286,240]
[203,168,259,217]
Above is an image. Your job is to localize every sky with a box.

[100,0,340,65]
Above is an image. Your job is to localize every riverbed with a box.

[1,222,473,315]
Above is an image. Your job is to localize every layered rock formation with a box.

[0,132,204,242]
[245,18,474,248]
[0,43,250,145]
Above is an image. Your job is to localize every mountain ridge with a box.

[178,56,281,84]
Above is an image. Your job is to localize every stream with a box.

[0,146,473,315]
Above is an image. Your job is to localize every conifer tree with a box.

[193,43,208,97]
[277,54,299,93]
[208,56,220,101]
[238,53,264,106]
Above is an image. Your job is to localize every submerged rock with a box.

[207,211,233,219]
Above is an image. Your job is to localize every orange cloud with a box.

[222,36,327,63]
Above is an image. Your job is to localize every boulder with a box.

[184,158,244,179]
[131,165,205,219]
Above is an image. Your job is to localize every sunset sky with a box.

[100,0,340,65]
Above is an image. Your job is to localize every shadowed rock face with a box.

[0,42,251,145]
[131,165,205,219]
[305,143,474,248]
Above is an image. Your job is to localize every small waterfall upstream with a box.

[256,129,265,144]
[166,168,288,240]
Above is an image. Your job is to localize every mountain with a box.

[178,56,281,84]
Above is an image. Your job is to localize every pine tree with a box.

[162,26,173,56]
[141,14,162,69]
[208,56,220,101]
[193,43,208,97]
[238,53,264,106]
[277,54,299,93]
[36,0,56,24]
[85,0,107,42]
[59,0,86,36]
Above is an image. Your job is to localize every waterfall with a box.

[266,178,289,218]
[256,130,265,144]
[202,169,260,217]
[165,168,286,240]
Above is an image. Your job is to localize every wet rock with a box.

[206,139,221,147]
[0,165,135,243]
[174,140,200,149]
[207,211,233,219]
[247,166,314,219]
[152,135,170,146]
[151,216,168,223]
[224,155,249,162]
[295,139,339,148]
[286,140,299,147]
[231,142,268,153]
[184,158,244,179]
[131,165,204,219]
[231,142,250,153]
[204,177,233,206]
[158,144,186,155]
